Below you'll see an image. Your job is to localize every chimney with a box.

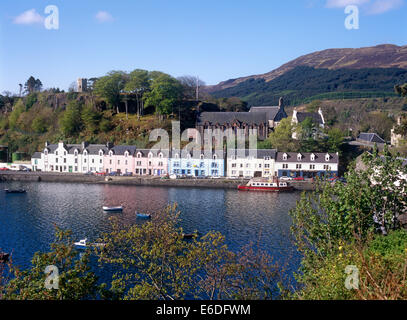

[106,142,113,149]
[45,141,49,147]
[81,141,89,150]
[279,97,284,111]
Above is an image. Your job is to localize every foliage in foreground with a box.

[290,150,407,299]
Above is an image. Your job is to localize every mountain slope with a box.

[208,44,407,93]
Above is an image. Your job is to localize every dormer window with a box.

[56,151,58,156]
[44,150,48,155]
[83,151,88,156]
[99,151,103,157]
[213,154,217,160]
[200,154,204,160]
[109,151,113,157]
[159,153,163,159]
[282,153,288,161]
[310,154,315,161]
[148,153,153,159]
[175,153,179,159]
[137,153,142,158]
[297,153,302,161]
[125,151,129,157]
[74,150,78,157]
[325,154,330,162]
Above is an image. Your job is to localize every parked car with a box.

[109,171,119,176]
[122,172,133,177]
[293,177,305,181]
[84,171,93,176]
[0,167,9,171]
[95,172,106,176]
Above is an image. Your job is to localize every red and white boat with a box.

[238,178,294,192]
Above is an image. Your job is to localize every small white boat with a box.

[136,212,151,219]
[74,238,105,250]
[103,206,123,212]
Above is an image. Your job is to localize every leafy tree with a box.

[264,118,299,152]
[97,205,284,300]
[81,104,100,134]
[177,75,206,100]
[326,127,345,153]
[8,99,25,130]
[124,69,151,116]
[94,71,127,113]
[24,76,42,94]
[31,116,48,134]
[3,228,99,300]
[290,151,407,299]
[59,101,83,136]
[144,74,183,117]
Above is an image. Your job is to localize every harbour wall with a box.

[0,172,316,191]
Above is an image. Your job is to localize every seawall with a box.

[0,172,316,191]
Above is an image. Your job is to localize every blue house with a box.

[168,150,225,177]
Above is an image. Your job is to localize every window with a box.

[296,164,302,169]
[310,154,315,161]
[297,154,302,161]
[283,164,288,169]
[109,160,112,165]
[125,160,128,165]
[64,151,66,156]
[283,153,287,160]
[56,158,58,163]
[84,159,87,163]
[265,164,270,168]
[137,153,142,158]
[232,163,236,168]
[118,160,120,165]
[44,150,48,155]
[64,158,66,163]
[265,157,270,160]
[310,164,315,170]
[56,151,58,156]
[137,161,142,166]
[159,162,163,167]
[75,158,78,164]
[74,151,78,157]
[325,154,330,161]
[92,159,94,164]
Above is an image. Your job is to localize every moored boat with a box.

[0,252,10,263]
[103,206,123,212]
[136,212,151,219]
[238,178,294,192]
[5,189,26,194]
[74,238,105,250]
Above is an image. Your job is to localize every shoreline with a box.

[0,172,316,191]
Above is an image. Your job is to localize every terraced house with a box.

[40,141,107,173]
[133,149,169,176]
[104,145,137,175]
[168,150,225,177]
[226,149,277,178]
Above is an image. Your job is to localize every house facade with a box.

[226,149,277,178]
[275,152,339,178]
[168,150,225,177]
[31,152,43,171]
[104,146,137,174]
[133,149,169,176]
[291,108,325,139]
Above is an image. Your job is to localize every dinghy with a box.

[136,212,151,219]
[74,238,105,250]
[103,206,123,212]
[5,189,26,194]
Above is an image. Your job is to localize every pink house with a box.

[134,149,169,176]
[104,146,137,174]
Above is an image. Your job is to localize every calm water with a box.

[0,181,302,282]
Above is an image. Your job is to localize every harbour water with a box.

[0,181,303,283]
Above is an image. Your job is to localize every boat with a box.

[136,212,151,219]
[4,189,26,194]
[103,206,123,212]
[74,238,105,250]
[238,178,294,192]
[182,233,198,240]
[0,252,10,263]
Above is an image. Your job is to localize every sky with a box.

[0,0,406,93]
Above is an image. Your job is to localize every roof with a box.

[295,112,324,125]
[227,149,277,159]
[197,112,267,126]
[276,152,339,164]
[135,149,170,158]
[110,145,137,156]
[250,106,287,122]
[32,152,42,159]
[171,149,225,159]
[358,133,386,144]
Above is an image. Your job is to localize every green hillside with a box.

[211,66,407,106]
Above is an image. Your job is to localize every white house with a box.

[227,149,276,178]
[31,152,43,171]
[275,152,339,179]
[291,108,325,139]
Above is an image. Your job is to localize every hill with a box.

[208,44,407,106]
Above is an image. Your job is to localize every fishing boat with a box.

[136,212,151,219]
[0,252,10,263]
[74,238,105,250]
[4,189,26,194]
[102,206,123,212]
[238,178,294,192]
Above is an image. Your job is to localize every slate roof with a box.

[227,149,277,159]
[295,112,324,125]
[171,149,225,159]
[135,149,170,158]
[276,152,339,164]
[32,152,42,159]
[358,133,386,144]
[110,145,137,156]
[250,106,287,122]
[197,112,267,126]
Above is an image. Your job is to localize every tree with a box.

[24,76,42,94]
[81,104,100,134]
[265,118,299,152]
[59,101,83,136]
[94,71,127,113]
[326,127,345,153]
[124,69,151,117]
[3,228,99,300]
[177,75,206,100]
[144,74,183,118]
[290,151,407,299]
[97,205,284,300]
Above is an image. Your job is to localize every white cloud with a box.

[325,0,370,8]
[367,0,403,14]
[95,11,114,23]
[13,9,44,25]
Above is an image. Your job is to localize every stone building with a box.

[195,97,287,143]
[77,78,87,93]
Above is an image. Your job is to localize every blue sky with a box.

[0,0,406,93]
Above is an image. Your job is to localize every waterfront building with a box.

[275,152,339,178]
[40,141,108,173]
[291,108,325,139]
[168,150,225,177]
[104,145,137,174]
[226,149,277,178]
[133,149,169,176]
[31,152,43,171]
